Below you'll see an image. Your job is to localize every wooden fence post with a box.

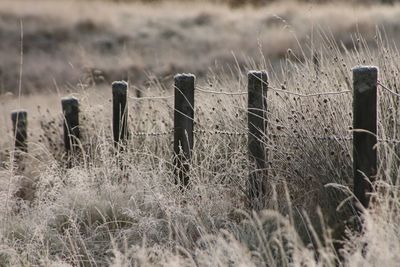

[174,73,195,188]
[248,70,268,210]
[353,66,378,209]
[62,97,80,167]
[11,110,28,165]
[112,81,129,149]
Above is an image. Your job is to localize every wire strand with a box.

[378,81,400,98]
[128,95,173,100]
[269,86,351,97]
[196,87,248,96]
[128,128,400,144]
[130,130,174,137]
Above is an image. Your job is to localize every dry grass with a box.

[0,29,400,265]
[1,0,400,94]
[1,0,400,266]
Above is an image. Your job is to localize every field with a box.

[1,0,400,266]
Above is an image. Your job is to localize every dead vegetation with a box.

[0,27,400,265]
[1,0,400,95]
[0,0,400,266]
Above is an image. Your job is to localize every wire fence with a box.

[128,95,174,100]
[128,85,354,100]
[196,87,248,96]
[125,81,400,146]
[7,67,400,213]
[196,85,353,97]
[129,130,174,137]
[126,81,399,101]
[126,82,400,100]
[128,128,400,145]
[269,86,352,97]
[126,83,398,100]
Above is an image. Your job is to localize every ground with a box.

[1,1,400,266]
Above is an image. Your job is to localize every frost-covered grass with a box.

[0,29,400,266]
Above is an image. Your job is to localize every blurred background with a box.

[0,0,399,95]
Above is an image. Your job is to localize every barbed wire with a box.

[196,87,248,96]
[196,86,352,98]
[129,129,249,138]
[271,133,352,141]
[127,85,352,101]
[269,86,351,97]
[194,129,247,136]
[378,81,400,98]
[272,133,400,144]
[130,130,173,137]
[128,95,173,100]
[125,81,394,102]
[128,128,400,145]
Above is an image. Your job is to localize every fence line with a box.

[125,81,399,101]
[128,85,353,102]
[195,129,247,136]
[128,95,174,100]
[269,86,351,97]
[128,128,400,147]
[5,65,396,218]
[130,130,174,137]
[196,87,248,96]
[195,86,352,98]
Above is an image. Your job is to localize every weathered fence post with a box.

[11,110,28,165]
[353,66,378,209]
[174,73,195,188]
[62,97,80,167]
[112,81,129,149]
[248,70,268,210]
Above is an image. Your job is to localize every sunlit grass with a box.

[0,29,399,266]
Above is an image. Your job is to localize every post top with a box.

[11,109,27,121]
[61,96,79,107]
[112,81,128,91]
[248,70,268,75]
[248,70,268,79]
[174,73,196,81]
[352,66,379,74]
[61,96,78,102]
[11,109,27,115]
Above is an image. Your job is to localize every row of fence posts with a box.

[8,66,378,211]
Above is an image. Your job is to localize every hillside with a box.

[0,0,400,95]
